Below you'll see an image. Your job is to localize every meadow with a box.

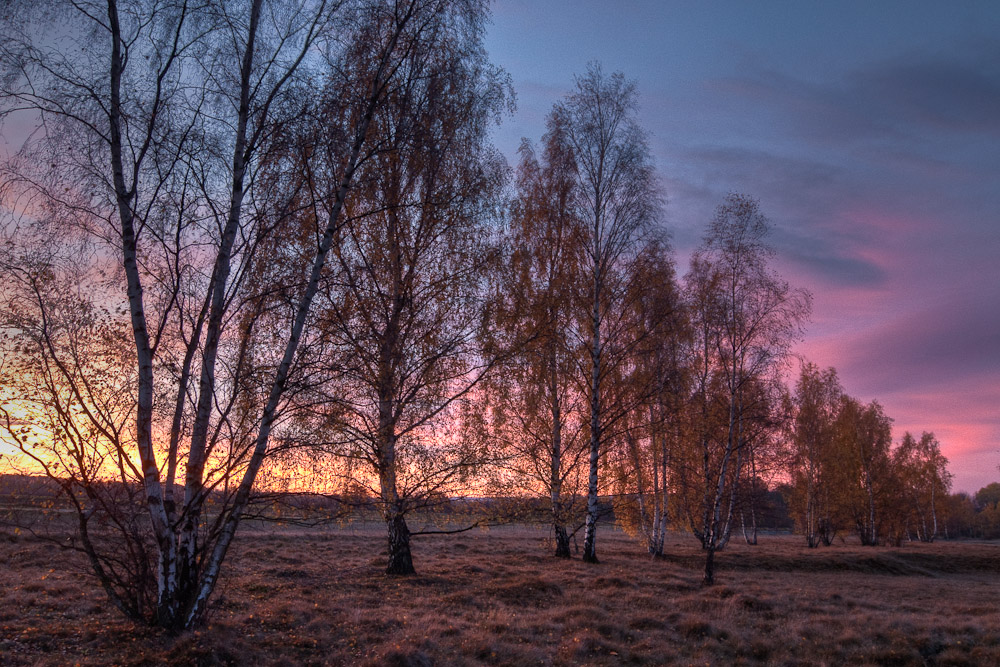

[2,524,999,666]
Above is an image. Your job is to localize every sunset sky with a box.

[1,1,996,495]
[484,0,1000,493]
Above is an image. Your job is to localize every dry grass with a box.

[2,525,1000,665]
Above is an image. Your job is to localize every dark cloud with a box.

[769,226,888,288]
[833,288,1000,396]
[709,75,896,148]
[852,51,1000,135]
[665,145,890,288]
[707,43,1000,161]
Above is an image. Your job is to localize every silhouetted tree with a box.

[550,63,661,564]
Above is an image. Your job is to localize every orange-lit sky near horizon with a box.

[484,0,1000,493]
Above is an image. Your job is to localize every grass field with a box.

[2,524,999,665]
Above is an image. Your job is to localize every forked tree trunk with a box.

[699,415,735,581]
[819,517,834,546]
[652,509,667,558]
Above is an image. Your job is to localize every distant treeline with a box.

[6,473,996,542]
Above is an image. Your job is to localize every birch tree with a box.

[682,193,809,584]
[0,0,461,630]
[893,431,951,542]
[490,127,588,558]
[609,243,685,558]
[551,63,660,564]
[790,362,843,547]
[835,396,893,546]
[295,2,509,574]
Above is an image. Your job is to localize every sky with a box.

[483,0,1000,493]
[0,1,996,495]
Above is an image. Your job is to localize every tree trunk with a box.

[930,484,938,542]
[385,511,415,575]
[806,480,820,548]
[866,474,877,546]
[703,545,716,586]
[378,407,412,575]
[741,508,757,546]
[743,460,759,546]
[582,437,599,564]
[583,263,601,564]
[549,351,570,559]
[652,508,667,558]
[553,525,571,559]
[718,445,741,551]
[651,410,669,558]
[648,502,660,556]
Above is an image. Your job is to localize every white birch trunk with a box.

[582,254,601,563]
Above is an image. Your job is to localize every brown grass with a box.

[2,525,999,665]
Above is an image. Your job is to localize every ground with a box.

[1,524,999,665]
